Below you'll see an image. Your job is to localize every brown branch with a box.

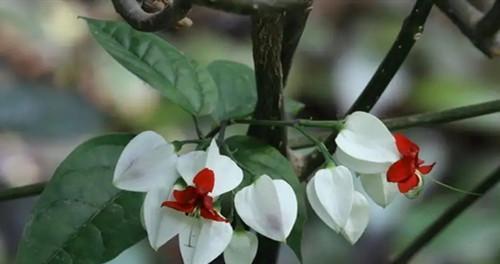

[111,0,191,31]
[191,0,310,15]
[281,4,312,86]
[435,0,500,57]
[247,12,287,153]
[247,11,286,263]
[391,166,500,263]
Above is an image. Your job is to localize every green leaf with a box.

[84,18,217,116]
[16,134,146,264]
[285,97,305,116]
[224,136,307,262]
[207,60,257,122]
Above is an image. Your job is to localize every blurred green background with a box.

[0,1,499,263]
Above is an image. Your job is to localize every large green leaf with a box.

[207,60,257,122]
[84,18,217,116]
[224,136,307,262]
[16,134,146,264]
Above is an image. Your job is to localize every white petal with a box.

[335,112,399,174]
[360,173,399,208]
[179,219,233,264]
[273,180,298,239]
[307,166,354,232]
[341,191,370,245]
[223,230,258,264]
[334,148,392,174]
[205,140,243,196]
[234,175,297,241]
[143,187,190,250]
[306,176,340,232]
[177,151,207,185]
[113,131,178,192]
[177,140,243,196]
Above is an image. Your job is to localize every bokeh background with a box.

[0,1,499,263]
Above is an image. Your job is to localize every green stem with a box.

[293,125,334,165]
[234,118,344,130]
[0,182,46,202]
[392,166,500,263]
[347,0,433,114]
[384,99,500,130]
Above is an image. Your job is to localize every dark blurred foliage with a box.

[0,1,498,263]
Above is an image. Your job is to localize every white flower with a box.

[113,131,178,192]
[334,111,399,174]
[334,111,435,206]
[223,230,258,264]
[113,132,244,264]
[306,166,370,244]
[333,112,400,207]
[359,173,398,208]
[234,174,298,242]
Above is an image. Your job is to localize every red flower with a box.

[162,168,227,222]
[387,133,435,193]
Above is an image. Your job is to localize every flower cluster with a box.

[112,111,434,262]
[306,111,435,244]
[113,132,297,264]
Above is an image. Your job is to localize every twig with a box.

[0,182,46,202]
[191,0,310,15]
[391,166,500,263]
[384,99,500,130]
[234,118,344,130]
[435,0,500,57]
[111,0,191,31]
[476,0,500,38]
[347,0,433,114]
[281,6,312,86]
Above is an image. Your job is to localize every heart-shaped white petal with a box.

[179,219,233,264]
[334,112,399,174]
[177,139,243,196]
[234,175,297,242]
[340,191,370,245]
[360,173,399,208]
[306,166,354,232]
[113,131,178,192]
[223,230,258,264]
[142,186,190,250]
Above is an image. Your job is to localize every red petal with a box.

[200,207,227,222]
[387,157,415,183]
[193,168,215,194]
[162,201,196,213]
[418,162,436,174]
[394,133,420,157]
[202,195,214,210]
[397,174,420,193]
[173,187,198,204]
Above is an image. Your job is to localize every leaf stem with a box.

[391,166,500,263]
[0,182,46,202]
